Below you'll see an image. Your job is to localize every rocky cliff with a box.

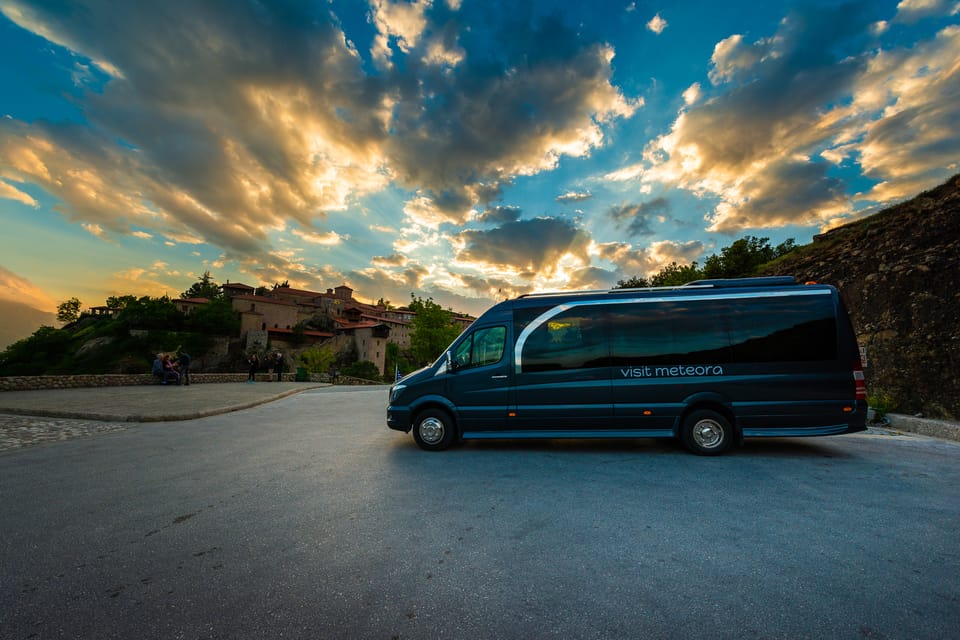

[760,174,960,420]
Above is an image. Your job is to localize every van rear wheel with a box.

[412,409,455,451]
[681,410,733,456]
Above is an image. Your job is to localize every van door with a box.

[445,325,513,433]
[512,305,612,430]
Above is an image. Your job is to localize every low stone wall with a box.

[0,372,309,391]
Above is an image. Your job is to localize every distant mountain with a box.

[761,173,960,420]
[0,300,57,351]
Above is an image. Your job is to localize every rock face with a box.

[760,174,960,420]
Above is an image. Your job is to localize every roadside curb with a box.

[0,384,329,423]
[885,413,960,443]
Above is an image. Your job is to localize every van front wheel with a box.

[681,410,733,456]
[412,409,455,451]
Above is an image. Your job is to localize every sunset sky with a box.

[1,0,958,319]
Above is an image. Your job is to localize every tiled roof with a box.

[267,327,334,338]
[232,294,296,306]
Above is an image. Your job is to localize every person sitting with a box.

[152,353,165,383]
[162,354,181,385]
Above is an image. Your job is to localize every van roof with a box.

[515,276,804,301]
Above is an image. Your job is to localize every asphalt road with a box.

[2,386,959,639]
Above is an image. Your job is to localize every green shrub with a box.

[868,392,895,423]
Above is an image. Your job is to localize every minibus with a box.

[387,276,867,455]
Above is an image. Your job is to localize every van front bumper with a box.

[387,405,412,432]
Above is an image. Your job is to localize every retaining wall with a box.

[0,373,314,391]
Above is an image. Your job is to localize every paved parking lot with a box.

[2,386,959,639]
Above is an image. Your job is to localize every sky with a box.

[0,0,958,318]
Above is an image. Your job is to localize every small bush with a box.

[868,392,895,423]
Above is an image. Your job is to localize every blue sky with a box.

[0,0,958,317]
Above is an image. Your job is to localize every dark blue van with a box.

[387,277,867,455]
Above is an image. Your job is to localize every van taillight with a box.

[853,362,867,400]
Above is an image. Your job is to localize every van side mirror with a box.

[445,350,455,372]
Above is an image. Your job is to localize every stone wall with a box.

[0,372,313,391]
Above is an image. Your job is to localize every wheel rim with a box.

[418,417,445,445]
[692,418,724,449]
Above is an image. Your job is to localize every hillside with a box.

[760,174,960,420]
[0,300,57,351]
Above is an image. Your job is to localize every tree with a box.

[342,360,381,381]
[299,346,336,374]
[182,271,222,300]
[702,236,794,279]
[616,275,650,289]
[408,295,462,365]
[56,298,82,324]
[105,295,138,310]
[616,235,798,289]
[0,326,73,375]
[385,341,415,379]
[115,296,184,331]
[188,298,240,335]
[649,261,703,287]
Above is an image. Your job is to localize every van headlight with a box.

[390,384,407,404]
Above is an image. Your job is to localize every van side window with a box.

[454,326,506,369]
[519,308,607,372]
[728,296,837,362]
[608,300,732,365]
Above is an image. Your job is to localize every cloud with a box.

[608,198,670,237]
[0,178,38,207]
[476,205,521,225]
[894,0,960,23]
[0,265,58,311]
[291,228,345,246]
[369,0,431,63]
[0,1,640,302]
[371,254,409,268]
[454,217,592,281]
[596,239,707,281]
[853,24,960,200]
[636,3,960,233]
[647,13,668,35]
[384,12,639,220]
[556,190,592,203]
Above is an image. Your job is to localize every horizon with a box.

[1,0,958,324]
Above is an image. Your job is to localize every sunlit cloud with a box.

[0,178,38,207]
[893,0,960,23]
[647,13,668,35]
[0,266,58,311]
[291,228,345,246]
[454,217,592,283]
[371,254,409,268]
[635,3,960,233]
[556,190,593,203]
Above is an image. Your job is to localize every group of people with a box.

[151,349,288,385]
[247,351,285,383]
[152,351,191,385]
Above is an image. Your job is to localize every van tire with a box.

[681,410,733,456]
[412,409,456,451]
